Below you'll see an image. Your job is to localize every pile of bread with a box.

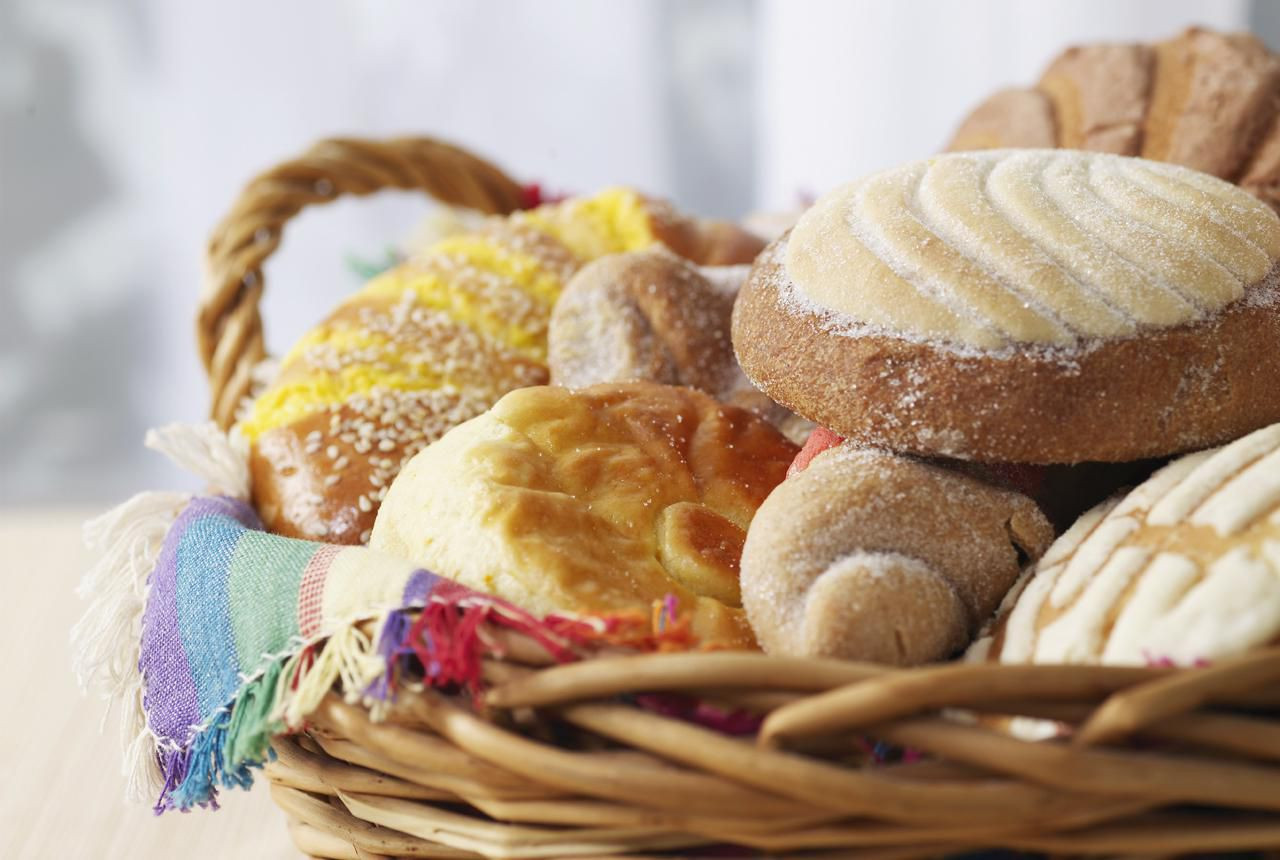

[240,27,1280,670]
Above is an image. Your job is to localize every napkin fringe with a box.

[156,589,696,810]
[72,422,250,804]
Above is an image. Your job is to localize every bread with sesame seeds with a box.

[732,149,1280,464]
[241,190,765,544]
[369,382,798,647]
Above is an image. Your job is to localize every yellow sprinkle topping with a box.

[428,235,564,306]
[517,188,658,259]
[241,366,448,439]
[359,268,546,359]
[241,188,658,441]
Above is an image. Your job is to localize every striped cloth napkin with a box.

[73,424,690,812]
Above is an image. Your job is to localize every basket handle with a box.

[198,136,528,429]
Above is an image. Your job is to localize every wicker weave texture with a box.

[263,641,1280,858]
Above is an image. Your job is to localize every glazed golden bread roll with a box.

[240,190,765,543]
[950,27,1280,209]
[370,382,797,646]
[975,421,1280,666]
[548,250,811,443]
[733,149,1280,464]
[741,444,1054,665]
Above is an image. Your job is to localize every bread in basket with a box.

[75,104,1280,859]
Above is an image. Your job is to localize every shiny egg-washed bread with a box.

[733,149,1280,463]
[370,382,798,647]
[548,250,811,443]
[949,27,1280,210]
[975,421,1280,666]
[242,190,764,544]
[741,445,1053,665]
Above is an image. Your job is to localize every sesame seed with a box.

[357,495,372,512]
[378,439,395,452]
[334,456,350,470]
[324,474,340,487]
[326,445,339,459]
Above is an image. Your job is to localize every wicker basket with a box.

[199,137,1280,859]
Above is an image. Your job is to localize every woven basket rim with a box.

[263,604,1280,858]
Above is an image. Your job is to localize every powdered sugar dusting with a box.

[783,149,1280,354]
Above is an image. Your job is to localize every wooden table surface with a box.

[0,509,298,859]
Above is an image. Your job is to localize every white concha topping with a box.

[786,149,1280,351]
[987,420,1280,667]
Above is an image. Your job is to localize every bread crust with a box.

[947,88,1057,152]
[733,238,1280,464]
[948,27,1280,213]
[1142,28,1280,180]
[1038,43,1152,154]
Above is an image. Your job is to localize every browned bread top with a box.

[370,382,799,647]
[950,27,1280,210]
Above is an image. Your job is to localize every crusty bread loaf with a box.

[974,421,1280,666]
[548,250,811,443]
[369,382,798,647]
[950,27,1280,210]
[1038,43,1152,154]
[242,190,765,544]
[740,444,1053,665]
[732,149,1280,464]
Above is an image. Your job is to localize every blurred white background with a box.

[0,0,1264,504]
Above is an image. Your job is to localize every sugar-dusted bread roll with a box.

[242,190,764,544]
[975,422,1280,667]
[733,149,1280,464]
[741,444,1054,665]
[370,382,798,647]
[548,250,811,444]
[549,250,742,399]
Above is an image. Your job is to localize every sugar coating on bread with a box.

[549,251,810,443]
[982,422,1280,666]
[740,445,1053,664]
[370,382,797,647]
[784,149,1280,353]
[548,251,741,396]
